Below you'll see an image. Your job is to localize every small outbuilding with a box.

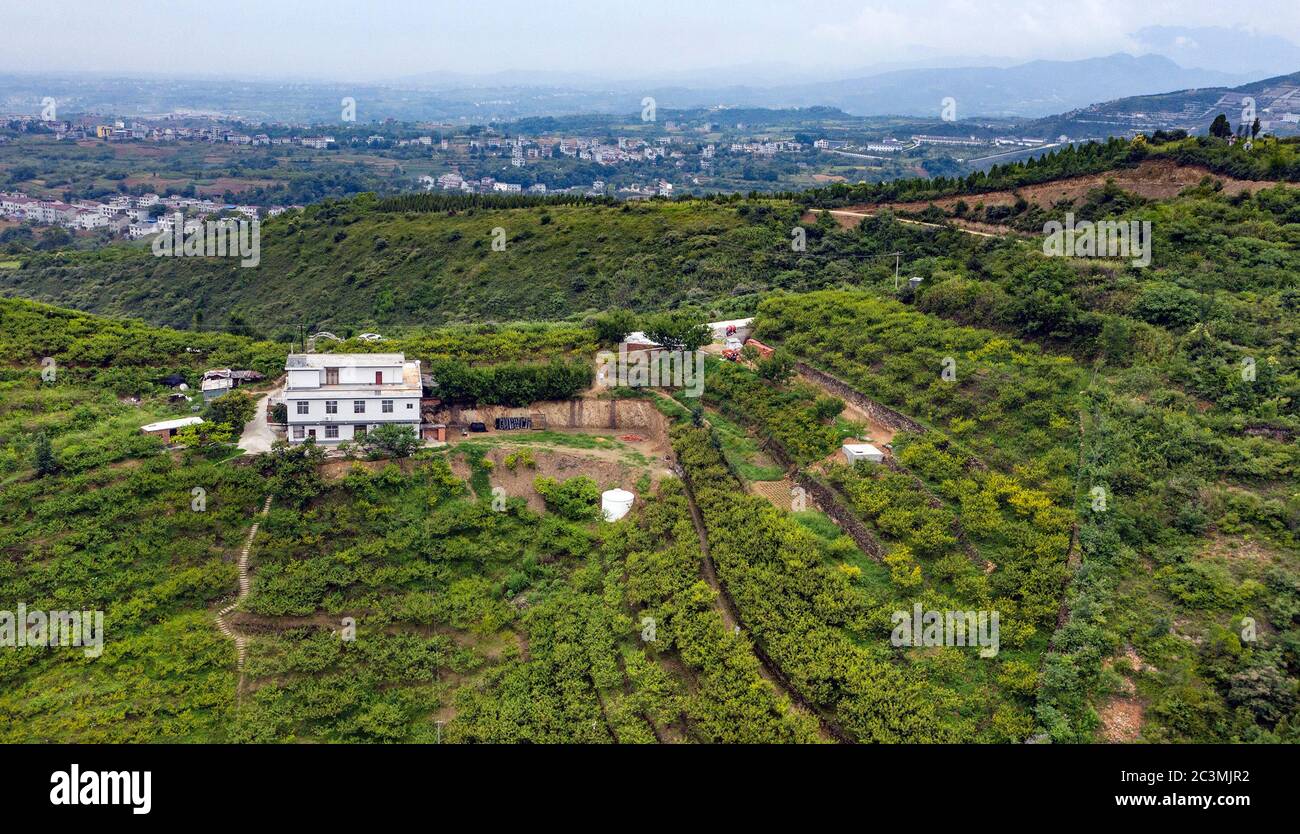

[140,416,204,440]
[622,332,661,353]
[842,443,884,464]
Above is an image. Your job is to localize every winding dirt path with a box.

[216,494,272,701]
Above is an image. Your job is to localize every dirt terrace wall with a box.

[795,360,989,472]
[794,362,927,435]
[437,397,668,433]
[752,432,885,563]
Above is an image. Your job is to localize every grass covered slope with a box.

[1,196,808,331]
[0,298,288,740]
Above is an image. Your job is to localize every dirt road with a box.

[239,381,283,455]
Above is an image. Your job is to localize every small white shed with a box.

[140,416,204,440]
[601,488,635,522]
[842,443,884,464]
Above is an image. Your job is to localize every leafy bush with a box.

[361,424,421,458]
[533,475,600,521]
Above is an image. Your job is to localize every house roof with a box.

[286,353,406,369]
[843,443,883,456]
[623,331,661,347]
[141,416,203,432]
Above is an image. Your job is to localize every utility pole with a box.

[888,251,902,292]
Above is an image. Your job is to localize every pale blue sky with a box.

[5,0,1298,80]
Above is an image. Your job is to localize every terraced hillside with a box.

[1,147,1297,743]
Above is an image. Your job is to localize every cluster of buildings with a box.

[814,135,1054,153]
[40,118,341,150]
[454,135,684,167]
[418,174,545,195]
[419,174,674,198]
[0,191,290,238]
[728,139,803,156]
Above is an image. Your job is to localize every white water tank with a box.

[601,488,635,522]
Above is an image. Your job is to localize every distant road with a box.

[823,209,1003,239]
[829,149,887,161]
[962,142,1068,165]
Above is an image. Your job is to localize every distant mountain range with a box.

[1023,69,1300,139]
[0,53,1273,123]
[385,53,1254,120]
[628,54,1252,118]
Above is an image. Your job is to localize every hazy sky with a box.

[6,0,1299,80]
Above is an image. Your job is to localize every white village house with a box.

[284,353,422,443]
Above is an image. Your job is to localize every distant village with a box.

[414,132,1062,197]
[2,109,1074,209]
[7,115,346,151]
[0,189,293,239]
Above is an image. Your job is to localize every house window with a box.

[382,400,394,413]
[326,400,337,414]
[296,401,309,415]
[374,371,383,384]
[355,425,367,438]
[406,402,414,409]
[353,400,366,413]
[293,426,305,439]
[325,368,339,385]
[325,425,339,439]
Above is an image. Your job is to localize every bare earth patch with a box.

[1099,697,1145,743]
[1201,531,1279,567]
[827,160,1292,234]
[450,444,666,512]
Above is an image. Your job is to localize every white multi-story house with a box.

[284,353,423,443]
[74,210,111,230]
